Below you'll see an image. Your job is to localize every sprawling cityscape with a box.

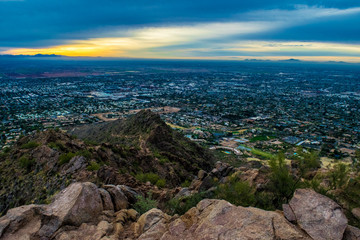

[1,59,359,167]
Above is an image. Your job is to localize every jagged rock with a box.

[151,199,310,240]
[197,170,207,180]
[104,185,129,211]
[32,145,59,170]
[198,175,214,192]
[99,188,114,211]
[135,208,171,239]
[352,208,360,220]
[115,209,139,224]
[46,182,103,227]
[283,204,296,223]
[174,188,192,199]
[0,204,43,239]
[188,179,202,191]
[62,156,87,175]
[54,221,113,240]
[343,225,360,240]
[0,218,10,237]
[117,185,140,204]
[213,161,234,178]
[289,188,348,240]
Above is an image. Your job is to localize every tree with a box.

[329,163,349,190]
[268,153,298,208]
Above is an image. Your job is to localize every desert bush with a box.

[167,192,213,215]
[58,152,76,165]
[87,161,100,171]
[214,177,255,207]
[19,155,35,171]
[136,172,162,185]
[181,180,191,188]
[76,149,92,159]
[268,153,298,208]
[155,179,166,188]
[21,141,40,149]
[133,193,157,215]
[329,163,349,190]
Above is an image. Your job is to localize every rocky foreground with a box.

[0,182,359,240]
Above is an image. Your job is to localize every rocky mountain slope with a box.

[0,182,359,240]
[0,110,214,216]
[67,110,214,174]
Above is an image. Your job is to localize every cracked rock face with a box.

[288,188,348,240]
[137,199,310,240]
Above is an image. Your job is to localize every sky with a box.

[1,0,360,62]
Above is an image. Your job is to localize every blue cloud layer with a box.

[1,0,360,48]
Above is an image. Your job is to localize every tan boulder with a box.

[46,182,103,227]
[54,221,113,240]
[343,225,360,240]
[135,208,171,239]
[289,188,348,240]
[0,204,43,240]
[352,208,360,220]
[137,199,309,240]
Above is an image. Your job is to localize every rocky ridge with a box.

[0,110,214,215]
[1,181,359,240]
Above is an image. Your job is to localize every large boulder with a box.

[99,188,114,211]
[352,208,360,220]
[135,208,171,240]
[104,185,129,211]
[137,199,310,240]
[343,225,360,240]
[288,188,348,240]
[0,182,104,239]
[0,204,43,239]
[46,182,103,227]
[54,221,113,240]
[117,185,140,204]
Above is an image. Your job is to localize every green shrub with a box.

[21,141,40,149]
[84,139,97,146]
[76,149,92,159]
[19,155,35,171]
[167,192,213,215]
[3,147,10,153]
[254,192,276,211]
[48,141,65,151]
[295,148,321,175]
[329,163,349,190]
[304,177,328,196]
[59,152,76,165]
[156,179,166,188]
[133,193,157,215]
[215,177,255,207]
[268,153,298,208]
[48,142,57,149]
[136,172,161,185]
[159,157,169,165]
[181,180,191,188]
[87,161,100,171]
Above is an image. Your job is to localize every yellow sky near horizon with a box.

[3,22,360,62]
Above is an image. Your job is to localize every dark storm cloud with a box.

[0,0,360,47]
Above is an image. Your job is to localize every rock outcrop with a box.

[1,184,359,240]
[284,188,348,240]
[0,182,130,240]
[140,199,310,240]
